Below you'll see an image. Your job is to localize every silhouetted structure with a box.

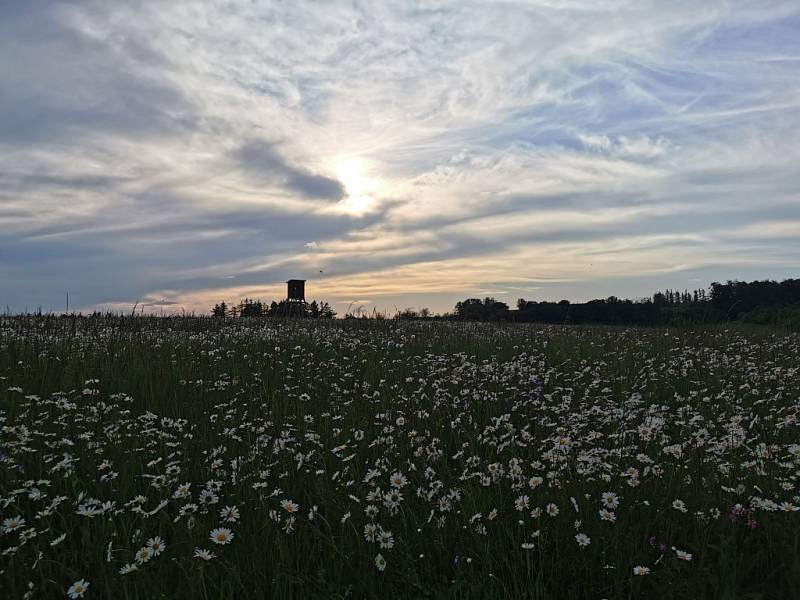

[282,279,306,317]
[211,278,336,319]
[287,279,306,302]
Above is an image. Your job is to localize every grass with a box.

[1,315,799,599]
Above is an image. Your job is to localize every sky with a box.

[1,0,799,315]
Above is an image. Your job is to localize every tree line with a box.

[211,298,336,319]
[210,279,800,329]
[453,279,800,329]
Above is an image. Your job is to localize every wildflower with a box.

[3,515,26,533]
[51,533,67,546]
[599,509,616,522]
[601,492,619,509]
[729,504,746,523]
[146,536,166,556]
[364,523,377,542]
[575,533,591,547]
[76,505,101,518]
[199,489,219,505]
[67,579,90,598]
[219,505,240,523]
[134,546,153,564]
[280,499,300,514]
[554,436,571,452]
[529,476,543,489]
[672,499,688,513]
[377,529,395,550]
[119,563,138,575]
[194,547,217,560]
[389,471,408,488]
[375,553,387,571]
[545,503,559,517]
[521,542,535,550]
[633,566,651,575]
[515,495,530,511]
[209,527,234,545]
[488,508,498,521]
[173,483,191,499]
[674,549,692,561]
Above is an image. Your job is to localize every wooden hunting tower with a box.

[287,279,306,302]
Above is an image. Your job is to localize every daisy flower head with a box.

[194,547,217,560]
[375,553,387,572]
[173,483,191,499]
[364,523,377,542]
[67,579,90,598]
[134,546,154,564]
[674,549,692,561]
[209,527,234,545]
[199,489,219,505]
[280,499,300,514]
[575,533,591,547]
[146,536,166,556]
[2,515,26,533]
[601,491,619,509]
[599,509,617,522]
[119,563,138,575]
[546,503,559,517]
[633,565,651,575]
[515,495,530,511]
[389,471,407,489]
[377,529,394,550]
[220,505,240,523]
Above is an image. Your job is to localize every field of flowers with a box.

[1,316,798,599]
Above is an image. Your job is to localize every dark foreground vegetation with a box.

[1,316,798,599]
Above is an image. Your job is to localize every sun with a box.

[332,157,380,216]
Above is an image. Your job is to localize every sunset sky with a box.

[2,1,799,315]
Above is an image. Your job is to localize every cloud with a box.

[579,133,671,158]
[234,141,345,201]
[1,0,799,314]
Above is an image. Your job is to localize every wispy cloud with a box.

[1,1,798,313]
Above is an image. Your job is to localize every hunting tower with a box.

[286,279,306,302]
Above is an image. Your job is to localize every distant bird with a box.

[319,270,323,273]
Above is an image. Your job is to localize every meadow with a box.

[1,316,798,599]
